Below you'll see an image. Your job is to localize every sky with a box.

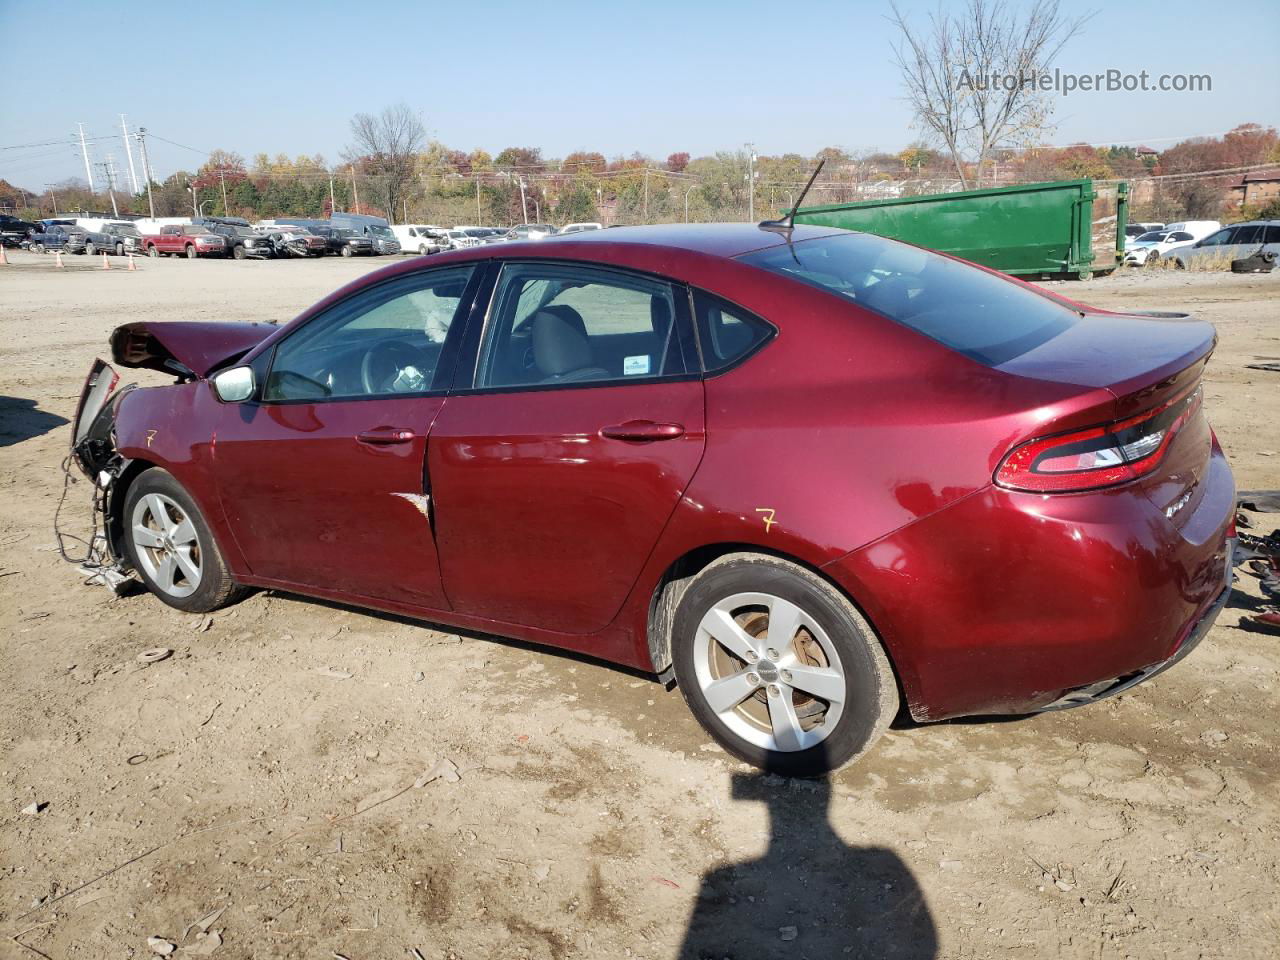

[2,0,1277,189]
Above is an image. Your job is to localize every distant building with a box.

[1135,145,1159,159]
[1228,168,1280,208]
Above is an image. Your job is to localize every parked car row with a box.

[1124,219,1280,268]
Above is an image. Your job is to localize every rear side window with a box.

[1265,225,1280,244]
[476,262,684,389]
[1232,224,1263,244]
[738,233,1078,366]
[691,291,773,373]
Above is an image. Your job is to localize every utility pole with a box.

[188,179,198,217]
[100,158,119,217]
[684,185,697,223]
[78,123,95,192]
[518,178,529,224]
[349,165,359,214]
[475,178,481,225]
[643,170,649,223]
[45,184,60,215]
[120,115,140,193]
[329,172,337,214]
[219,169,228,214]
[745,143,756,222]
[136,128,156,219]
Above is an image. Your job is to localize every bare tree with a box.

[345,104,426,223]
[890,0,1089,188]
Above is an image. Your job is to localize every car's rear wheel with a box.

[672,554,898,776]
[123,469,247,613]
[33,243,45,254]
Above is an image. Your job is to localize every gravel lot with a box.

[2,250,1278,959]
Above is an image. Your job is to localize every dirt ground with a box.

[2,250,1278,960]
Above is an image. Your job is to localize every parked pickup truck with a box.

[101,222,145,256]
[30,222,88,254]
[310,224,374,257]
[143,224,228,259]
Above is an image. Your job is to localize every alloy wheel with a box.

[131,493,202,598]
[693,592,846,752]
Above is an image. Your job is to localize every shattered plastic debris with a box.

[147,936,177,955]
[414,757,461,788]
[314,667,354,680]
[136,648,174,664]
[21,801,48,815]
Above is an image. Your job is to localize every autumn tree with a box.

[345,103,427,224]
[890,0,1088,187]
[665,152,690,173]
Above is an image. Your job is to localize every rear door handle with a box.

[600,420,685,442]
[356,427,416,445]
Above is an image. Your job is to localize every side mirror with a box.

[211,365,256,403]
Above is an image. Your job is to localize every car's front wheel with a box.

[185,244,197,259]
[148,246,159,258]
[672,554,898,776]
[123,469,247,613]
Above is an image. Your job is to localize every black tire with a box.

[86,242,96,256]
[672,554,898,777]
[122,468,248,613]
[148,245,159,258]
[233,244,246,260]
[33,243,45,254]
[341,245,353,257]
[185,244,197,259]
[115,242,125,256]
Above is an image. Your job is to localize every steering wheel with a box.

[360,339,426,394]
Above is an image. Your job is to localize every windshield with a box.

[369,225,394,238]
[738,233,1079,366]
[112,224,141,237]
[1137,231,1167,242]
[232,226,256,237]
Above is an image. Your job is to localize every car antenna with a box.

[758,159,825,235]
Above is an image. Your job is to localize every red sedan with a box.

[71,224,1235,775]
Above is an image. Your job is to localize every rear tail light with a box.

[996,385,1202,493]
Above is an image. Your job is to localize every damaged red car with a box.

[70,224,1235,774]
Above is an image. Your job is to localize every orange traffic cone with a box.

[127,254,136,271]
[101,251,111,270]
[55,251,64,268]
[0,244,8,265]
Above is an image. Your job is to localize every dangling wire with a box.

[53,455,112,577]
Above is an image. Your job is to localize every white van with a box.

[1163,221,1220,239]
[391,224,446,255]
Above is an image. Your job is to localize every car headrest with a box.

[533,305,592,377]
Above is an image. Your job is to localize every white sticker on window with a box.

[623,355,651,376]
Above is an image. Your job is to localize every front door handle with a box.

[600,420,685,442]
[356,427,416,445]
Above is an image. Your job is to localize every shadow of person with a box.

[678,771,937,959]
[0,396,69,448]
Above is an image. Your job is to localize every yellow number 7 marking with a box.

[755,507,777,532]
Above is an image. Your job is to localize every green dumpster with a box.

[790,178,1125,279]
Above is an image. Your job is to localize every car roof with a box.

[535,222,847,258]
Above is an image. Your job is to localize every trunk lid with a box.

[997,310,1217,529]
[110,320,276,379]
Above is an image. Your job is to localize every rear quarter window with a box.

[691,291,773,373]
[738,233,1079,366]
